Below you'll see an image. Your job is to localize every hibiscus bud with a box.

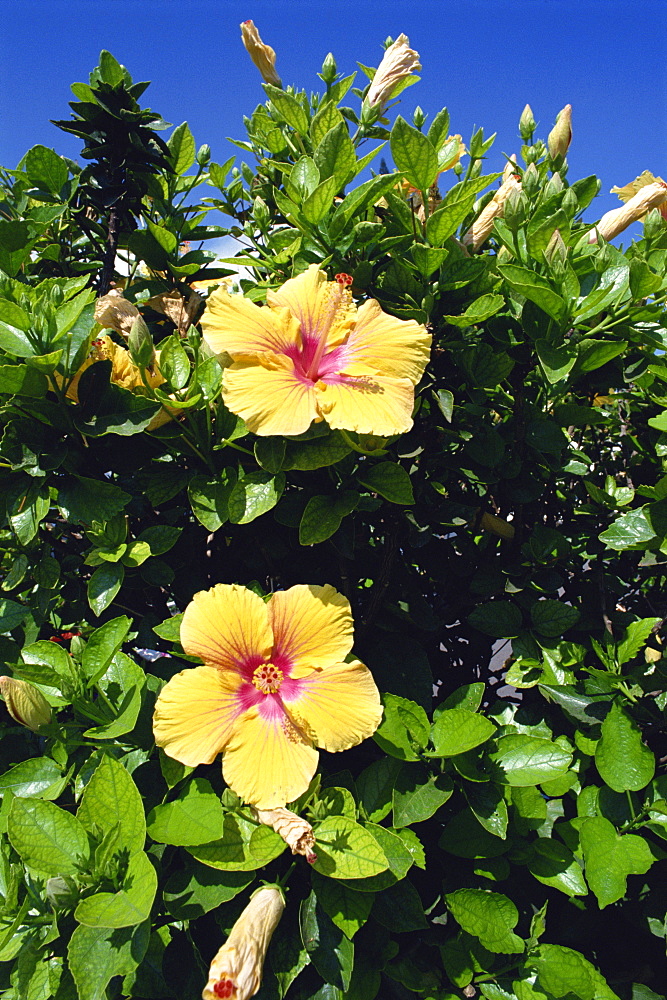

[319,52,337,85]
[547,104,572,161]
[202,887,285,1000]
[0,676,51,731]
[544,229,567,267]
[366,33,421,112]
[94,289,140,339]
[588,182,667,243]
[479,512,515,540]
[240,20,281,88]
[250,806,317,863]
[521,163,539,197]
[128,315,154,368]
[197,144,211,166]
[519,104,536,141]
[461,173,522,251]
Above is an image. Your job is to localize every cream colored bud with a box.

[0,676,51,732]
[547,104,572,160]
[240,21,281,88]
[588,182,667,243]
[251,807,316,863]
[94,290,141,339]
[461,174,522,251]
[202,887,285,1000]
[479,512,515,540]
[366,34,421,112]
[611,171,667,221]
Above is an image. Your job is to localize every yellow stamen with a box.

[252,663,283,694]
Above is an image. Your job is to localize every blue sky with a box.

[1,0,666,228]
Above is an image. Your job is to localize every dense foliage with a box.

[1,39,666,1000]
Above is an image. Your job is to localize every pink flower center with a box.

[252,662,283,694]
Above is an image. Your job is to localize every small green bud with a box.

[319,52,337,85]
[196,144,211,165]
[522,144,538,165]
[519,103,536,141]
[412,106,426,129]
[128,315,154,368]
[522,163,540,197]
[544,228,567,266]
[562,188,579,217]
[544,173,564,199]
[643,208,664,239]
[503,188,528,232]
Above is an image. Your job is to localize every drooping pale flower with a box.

[0,676,51,731]
[153,583,383,808]
[94,290,140,339]
[240,20,281,88]
[250,806,316,863]
[146,288,204,335]
[547,104,572,160]
[588,182,667,243]
[200,265,431,437]
[202,887,284,1000]
[366,34,421,112]
[462,160,522,251]
[611,171,667,221]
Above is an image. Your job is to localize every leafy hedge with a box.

[0,36,666,1000]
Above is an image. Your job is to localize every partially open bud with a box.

[588,182,667,243]
[366,34,421,113]
[128,315,155,368]
[240,21,281,88]
[611,171,667,221]
[94,290,140,339]
[202,887,285,1000]
[0,676,51,731]
[519,104,536,141]
[250,807,316,863]
[547,104,572,161]
[461,168,522,251]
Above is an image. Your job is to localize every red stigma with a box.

[213,980,235,999]
[335,273,353,287]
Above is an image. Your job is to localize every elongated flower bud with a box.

[202,887,285,1000]
[366,34,421,112]
[0,676,51,731]
[462,169,522,251]
[547,104,572,160]
[519,104,536,140]
[128,315,155,368]
[94,290,140,339]
[250,806,317,863]
[611,171,667,221]
[240,21,281,88]
[588,182,667,243]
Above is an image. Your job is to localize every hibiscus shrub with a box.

[1,37,667,1000]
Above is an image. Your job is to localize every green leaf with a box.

[576,338,626,373]
[0,757,65,800]
[595,701,655,792]
[488,735,573,786]
[299,491,359,544]
[535,340,577,383]
[311,871,373,938]
[314,121,356,190]
[228,471,285,524]
[136,524,182,556]
[300,892,354,991]
[446,888,524,954]
[430,708,496,757]
[168,121,196,175]
[21,639,76,690]
[163,860,254,919]
[188,812,284,871]
[426,197,476,245]
[373,693,429,761]
[392,764,453,826]
[390,116,438,192]
[153,613,183,643]
[82,616,131,683]
[68,920,150,1000]
[158,335,190,390]
[8,482,50,544]
[8,798,90,874]
[147,777,225,845]
[74,850,157,928]
[439,809,508,859]
[443,294,505,327]
[599,504,657,550]
[188,469,237,530]
[466,783,508,839]
[530,599,580,637]
[282,430,352,470]
[77,756,146,856]
[73,368,161,437]
[356,757,403,823]
[616,617,660,666]
[82,652,144,739]
[526,838,587,896]
[331,173,398,232]
[356,462,414,504]
[311,815,389,879]
[146,221,177,255]
[467,601,523,638]
[24,144,68,194]
[530,944,599,1000]
[373,879,428,933]
[0,598,29,633]
[498,264,568,323]
[88,563,124,615]
[302,175,338,224]
[0,364,48,397]
[265,83,309,133]
[311,101,345,146]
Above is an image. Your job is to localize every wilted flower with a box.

[611,171,667,221]
[202,887,284,1000]
[250,806,316,863]
[547,104,572,160]
[366,34,421,112]
[200,265,431,438]
[462,162,522,251]
[94,290,140,339]
[153,583,383,808]
[588,182,667,243]
[0,676,51,731]
[240,20,281,88]
[146,288,204,335]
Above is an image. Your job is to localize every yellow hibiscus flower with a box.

[152,582,383,808]
[611,171,667,221]
[199,265,431,437]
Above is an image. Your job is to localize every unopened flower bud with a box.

[197,144,211,166]
[544,173,564,199]
[366,33,421,113]
[250,807,316,863]
[521,162,540,196]
[462,172,522,251]
[519,104,536,141]
[562,188,579,217]
[94,290,140,339]
[240,20,281,88]
[0,676,51,732]
[588,182,667,243]
[611,171,667,221]
[128,315,155,368]
[202,887,285,1000]
[319,52,337,85]
[544,230,567,276]
[547,104,572,161]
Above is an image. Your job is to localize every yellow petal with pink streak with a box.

[223,355,318,436]
[267,264,353,347]
[181,583,273,672]
[316,372,416,436]
[201,286,300,356]
[343,298,432,384]
[153,665,243,766]
[268,584,353,675]
[222,705,318,807]
[283,660,383,751]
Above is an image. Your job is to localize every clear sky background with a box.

[1,0,666,231]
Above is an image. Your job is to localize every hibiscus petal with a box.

[316,372,417,436]
[268,584,353,675]
[153,665,244,766]
[222,703,318,808]
[223,357,318,436]
[343,298,432,383]
[202,287,300,355]
[282,659,383,751]
[181,584,273,674]
[266,264,353,347]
